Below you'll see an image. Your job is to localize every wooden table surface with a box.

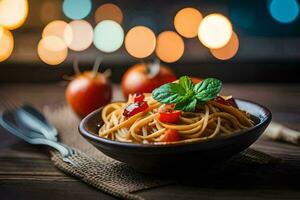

[0,83,299,200]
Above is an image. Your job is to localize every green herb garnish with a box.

[152,76,222,112]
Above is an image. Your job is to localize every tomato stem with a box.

[73,57,81,76]
[62,74,74,81]
[140,59,149,72]
[103,69,111,78]
[92,57,102,78]
[147,58,160,78]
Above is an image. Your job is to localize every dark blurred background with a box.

[0,0,300,83]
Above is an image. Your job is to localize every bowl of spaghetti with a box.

[79,76,271,173]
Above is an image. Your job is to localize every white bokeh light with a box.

[93,20,124,53]
[198,13,232,49]
[0,0,28,30]
[64,20,93,51]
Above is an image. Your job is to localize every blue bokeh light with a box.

[269,0,299,23]
[63,0,92,20]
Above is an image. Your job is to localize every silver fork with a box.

[1,99,58,141]
[0,99,77,166]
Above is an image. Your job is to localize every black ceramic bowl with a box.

[79,99,271,173]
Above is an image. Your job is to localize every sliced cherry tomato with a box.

[159,110,181,123]
[134,93,145,103]
[158,104,175,113]
[215,96,231,106]
[226,98,238,108]
[215,96,237,108]
[123,101,149,118]
[163,129,180,142]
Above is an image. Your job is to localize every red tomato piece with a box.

[215,96,231,106]
[159,110,181,123]
[163,129,180,142]
[226,98,238,108]
[215,96,238,108]
[123,101,149,118]
[134,93,145,103]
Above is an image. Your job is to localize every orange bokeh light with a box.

[0,28,14,62]
[38,36,68,65]
[42,20,69,40]
[174,7,203,38]
[210,31,239,60]
[156,31,184,63]
[125,26,156,58]
[94,3,123,24]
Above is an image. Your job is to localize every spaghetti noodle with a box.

[98,93,254,144]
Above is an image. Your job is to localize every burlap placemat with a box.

[43,105,280,200]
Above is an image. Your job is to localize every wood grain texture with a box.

[0,83,299,200]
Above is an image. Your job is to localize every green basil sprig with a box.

[152,76,222,112]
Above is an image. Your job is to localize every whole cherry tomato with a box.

[121,63,177,98]
[66,71,112,117]
[190,76,202,84]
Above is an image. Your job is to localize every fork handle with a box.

[0,114,70,157]
[31,138,70,157]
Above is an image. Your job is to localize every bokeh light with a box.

[95,3,123,24]
[210,31,239,60]
[269,0,299,23]
[156,31,184,63]
[174,7,203,38]
[125,26,156,58]
[64,20,93,51]
[63,0,92,20]
[198,13,232,49]
[38,36,68,65]
[0,0,29,30]
[0,26,3,39]
[42,20,69,41]
[0,28,14,62]
[93,20,124,53]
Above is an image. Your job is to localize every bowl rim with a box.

[79,98,272,149]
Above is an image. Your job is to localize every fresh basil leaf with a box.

[175,98,197,112]
[152,76,223,112]
[196,99,206,105]
[194,78,222,102]
[179,76,194,92]
[152,83,186,104]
